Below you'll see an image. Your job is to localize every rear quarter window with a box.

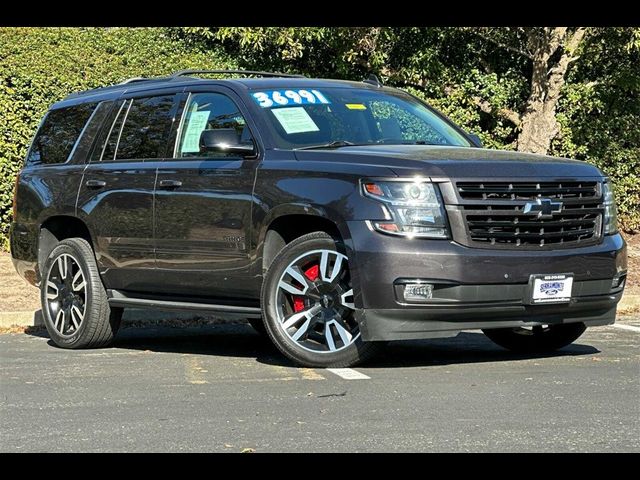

[26,103,97,166]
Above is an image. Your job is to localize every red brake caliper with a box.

[292,264,320,313]
[292,297,306,313]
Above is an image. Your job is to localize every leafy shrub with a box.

[0,27,233,249]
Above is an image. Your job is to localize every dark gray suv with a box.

[10,70,627,367]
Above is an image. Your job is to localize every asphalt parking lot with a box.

[1,316,639,452]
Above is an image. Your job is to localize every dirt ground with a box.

[1,234,638,313]
[0,253,40,312]
[623,232,640,293]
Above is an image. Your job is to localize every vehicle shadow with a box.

[32,322,290,365]
[366,333,599,368]
[27,322,600,369]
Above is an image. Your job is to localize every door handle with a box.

[85,179,106,188]
[158,179,183,189]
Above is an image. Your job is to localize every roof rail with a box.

[63,70,306,101]
[119,77,153,85]
[64,75,169,99]
[170,69,306,79]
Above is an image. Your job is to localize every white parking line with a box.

[326,368,371,380]
[612,324,640,333]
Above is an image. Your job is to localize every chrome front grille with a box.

[452,181,603,249]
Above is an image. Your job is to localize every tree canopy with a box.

[177,26,640,232]
[1,27,638,249]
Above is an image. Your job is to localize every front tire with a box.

[261,231,382,367]
[482,323,587,353]
[40,237,122,349]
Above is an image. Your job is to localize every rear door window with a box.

[99,95,176,161]
[101,100,129,161]
[115,95,175,160]
[27,103,97,165]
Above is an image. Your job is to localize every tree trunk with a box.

[517,103,560,154]
[516,28,586,154]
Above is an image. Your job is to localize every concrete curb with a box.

[0,310,44,328]
[2,294,639,328]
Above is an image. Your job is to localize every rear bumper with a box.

[346,221,627,341]
[10,221,40,286]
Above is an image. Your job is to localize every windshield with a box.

[250,87,471,150]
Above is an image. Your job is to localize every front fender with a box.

[253,160,393,249]
[257,203,351,249]
[251,159,396,304]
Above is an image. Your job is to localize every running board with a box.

[107,290,262,317]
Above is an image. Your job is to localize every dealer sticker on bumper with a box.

[530,274,574,304]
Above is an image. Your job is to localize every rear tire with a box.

[482,323,587,353]
[40,237,122,349]
[261,231,382,368]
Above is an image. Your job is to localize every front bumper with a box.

[346,221,627,341]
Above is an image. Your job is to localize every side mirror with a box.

[200,128,256,156]
[467,132,483,148]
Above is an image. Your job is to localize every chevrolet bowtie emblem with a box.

[523,198,563,219]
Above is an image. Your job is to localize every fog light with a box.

[612,273,626,289]
[404,283,434,302]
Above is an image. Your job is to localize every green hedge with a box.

[0,27,233,249]
[1,27,637,251]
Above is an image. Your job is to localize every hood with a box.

[293,145,603,179]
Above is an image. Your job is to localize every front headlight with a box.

[362,179,449,238]
[602,181,618,235]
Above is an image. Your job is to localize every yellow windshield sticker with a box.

[345,103,367,110]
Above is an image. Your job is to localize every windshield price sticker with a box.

[271,107,320,134]
[252,89,331,108]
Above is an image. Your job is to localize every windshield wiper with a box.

[375,140,436,145]
[296,140,439,150]
[296,140,358,150]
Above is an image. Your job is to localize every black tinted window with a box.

[69,101,113,163]
[101,100,129,162]
[27,103,97,165]
[115,95,175,160]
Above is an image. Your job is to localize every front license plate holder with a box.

[527,273,574,304]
